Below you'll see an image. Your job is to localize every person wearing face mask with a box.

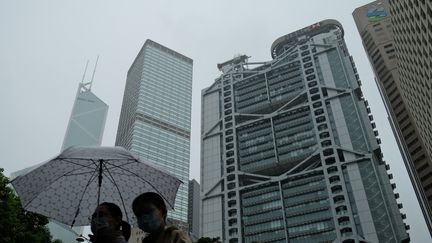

[90,202,131,243]
[132,192,192,243]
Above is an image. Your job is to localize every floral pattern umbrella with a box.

[11,146,182,226]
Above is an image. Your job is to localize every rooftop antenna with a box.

[89,55,99,87]
[80,55,99,92]
[81,60,89,84]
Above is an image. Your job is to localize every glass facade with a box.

[188,179,201,240]
[62,86,108,149]
[116,40,192,224]
[201,20,409,242]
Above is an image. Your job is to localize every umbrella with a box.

[10,146,182,227]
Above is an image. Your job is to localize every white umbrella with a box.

[11,146,182,226]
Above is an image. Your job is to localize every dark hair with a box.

[99,202,131,240]
[100,202,122,219]
[132,192,167,219]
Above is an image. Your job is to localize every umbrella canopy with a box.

[11,146,182,226]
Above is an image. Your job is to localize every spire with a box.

[80,56,99,93]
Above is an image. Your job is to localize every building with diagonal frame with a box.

[200,20,409,243]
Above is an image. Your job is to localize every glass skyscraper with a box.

[201,20,409,242]
[62,83,108,149]
[188,179,201,241]
[116,39,193,225]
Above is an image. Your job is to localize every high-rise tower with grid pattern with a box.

[116,40,193,227]
[200,20,409,243]
[354,0,432,234]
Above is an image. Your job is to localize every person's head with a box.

[91,202,131,240]
[91,202,122,233]
[132,192,167,233]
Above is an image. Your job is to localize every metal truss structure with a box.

[201,20,409,243]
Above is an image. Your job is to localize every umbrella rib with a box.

[100,171,132,176]
[103,161,136,170]
[60,158,98,170]
[64,170,96,176]
[102,163,130,223]
[71,168,99,227]
[60,158,135,178]
[104,160,178,209]
[105,160,136,166]
[22,159,98,209]
[59,158,136,162]
[57,158,99,178]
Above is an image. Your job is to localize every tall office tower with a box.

[11,80,109,242]
[200,20,409,243]
[389,0,432,157]
[116,40,193,227]
[62,82,108,149]
[353,0,432,234]
[188,179,201,240]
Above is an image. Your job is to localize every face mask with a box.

[91,216,111,234]
[137,213,162,233]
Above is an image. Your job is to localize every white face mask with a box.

[91,216,111,234]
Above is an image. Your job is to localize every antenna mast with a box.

[89,55,99,89]
[81,60,89,84]
[80,56,99,92]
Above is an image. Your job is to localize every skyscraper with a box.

[188,179,201,240]
[200,20,409,242]
[62,82,108,149]
[389,0,432,155]
[116,39,193,226]
[11,81,108,242]
[353,0,432,233]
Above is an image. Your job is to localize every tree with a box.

[0,168,61,243]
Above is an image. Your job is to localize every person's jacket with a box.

[142,226,192,243]
[89,231,127,243]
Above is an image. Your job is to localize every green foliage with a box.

[195,236,221,243]
[0,168,60,243]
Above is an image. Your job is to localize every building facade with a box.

[62,82,108,149]
[11,82,108,242]
[353,0,432,233]
[188,179,201,240]
[115,39,193,225]
[389,0,432,158]
[200,20,409,243]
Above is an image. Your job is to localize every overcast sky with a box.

[0,0,430,241]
